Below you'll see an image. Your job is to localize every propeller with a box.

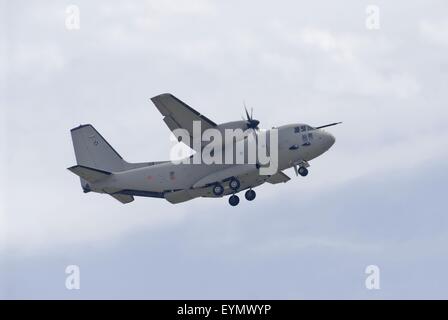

[243,102,261,168]
[243,102,260,130]
[315,122,342,130]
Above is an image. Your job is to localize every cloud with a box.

[1,2,448,300]
[419,19,448,46]
[8,43,66,76]
[298,27,359,62]
[145,0,215,16]
[2,1,448,300]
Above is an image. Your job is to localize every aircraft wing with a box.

[151,93,217,151]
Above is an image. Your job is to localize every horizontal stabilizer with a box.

[67,165,111,183]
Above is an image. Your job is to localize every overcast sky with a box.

[1,0,448,299]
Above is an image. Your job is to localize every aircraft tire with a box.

[245,189,256,201]
[298,167,308,177]
[212,183,224,196]
[229,178,240,191]
[229,195,240,206]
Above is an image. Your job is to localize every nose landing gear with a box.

[293,161,310,177]
[298,166,308,177]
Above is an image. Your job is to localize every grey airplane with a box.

[68,93,339,206]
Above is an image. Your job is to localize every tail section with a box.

[68,164,134,204]
[70,124,127,172]
[68,124,158,204]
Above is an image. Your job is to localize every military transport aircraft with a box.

[68,93,339,206]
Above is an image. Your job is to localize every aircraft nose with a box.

[326,132,335,149]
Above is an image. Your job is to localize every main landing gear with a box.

[229,177,240,191]
[212,183,224,196]
[212,178,256,206]
[214,178,240,197]
[228,189,256,206]
[228,178,241,207]
[245,189,256,201]
[228,194,240,206]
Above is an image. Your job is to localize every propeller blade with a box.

[315,122,342,129]
[242,101,260,129]
[245,107,251,121]
[251,128,259,150]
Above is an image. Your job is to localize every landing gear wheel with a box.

[229,194,240,206]
[245,189,256,201]
[298,167,308,177]
[229,178,240,191]
[212,183,224,196]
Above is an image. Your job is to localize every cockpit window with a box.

[295,125,315,133]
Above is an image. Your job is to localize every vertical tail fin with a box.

[69,124,162,195]
[70,124,127,172]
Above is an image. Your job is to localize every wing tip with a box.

[67,165,79,172]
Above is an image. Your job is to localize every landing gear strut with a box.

[229,194,240,206]
[245,189,256,201]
